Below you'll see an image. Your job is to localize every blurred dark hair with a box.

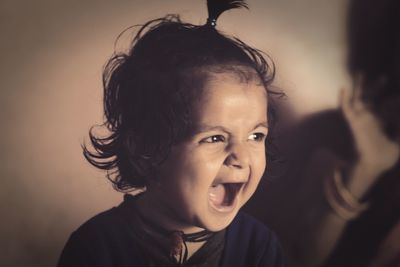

[83,15,280,192]
[347,0,400,139]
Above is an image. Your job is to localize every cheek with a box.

[252,149,267,179]
[175,153,222,189]
[186,157,222,186]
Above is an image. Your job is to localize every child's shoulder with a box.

[222,212,286,267]
[230,211,269,231]
[62,206,130,251]
[68,201,140,247]
[69,206,122,237]
[227,211,274,243]
[58,205,144,267]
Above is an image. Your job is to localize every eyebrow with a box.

[254,122,269,129]
[195,122,269,134]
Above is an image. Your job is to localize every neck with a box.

[134,192,207,260]
[185,241,206,260]
[135,191,204,233]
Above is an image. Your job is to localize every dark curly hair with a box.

[83,15,280,192]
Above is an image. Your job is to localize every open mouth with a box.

[208,183,244,211]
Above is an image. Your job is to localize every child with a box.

[58,0,285,266]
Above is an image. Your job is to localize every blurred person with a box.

[244,0,400,266]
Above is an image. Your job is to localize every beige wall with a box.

[0,0,348,266]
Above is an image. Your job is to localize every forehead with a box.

[201,70,267,101]
[192,72,268,128]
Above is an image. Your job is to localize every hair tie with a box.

[206,18,217,27]
[205,0,248,28]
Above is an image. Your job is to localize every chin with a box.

[198,210,239,232]
[206,223,231,232]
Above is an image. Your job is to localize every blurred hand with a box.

[340,85,399,180]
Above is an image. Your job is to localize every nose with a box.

[224,142,250,169]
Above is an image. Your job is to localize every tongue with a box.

[208,184,226,206]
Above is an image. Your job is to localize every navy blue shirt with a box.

[58,200,286,267]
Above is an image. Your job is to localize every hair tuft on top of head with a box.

[206,0,248,26]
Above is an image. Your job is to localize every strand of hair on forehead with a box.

[207,0,248,23]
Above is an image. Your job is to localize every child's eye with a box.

[200,135,226,143]
[248,133,266,142]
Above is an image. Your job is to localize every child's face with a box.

[150,72,268,232]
